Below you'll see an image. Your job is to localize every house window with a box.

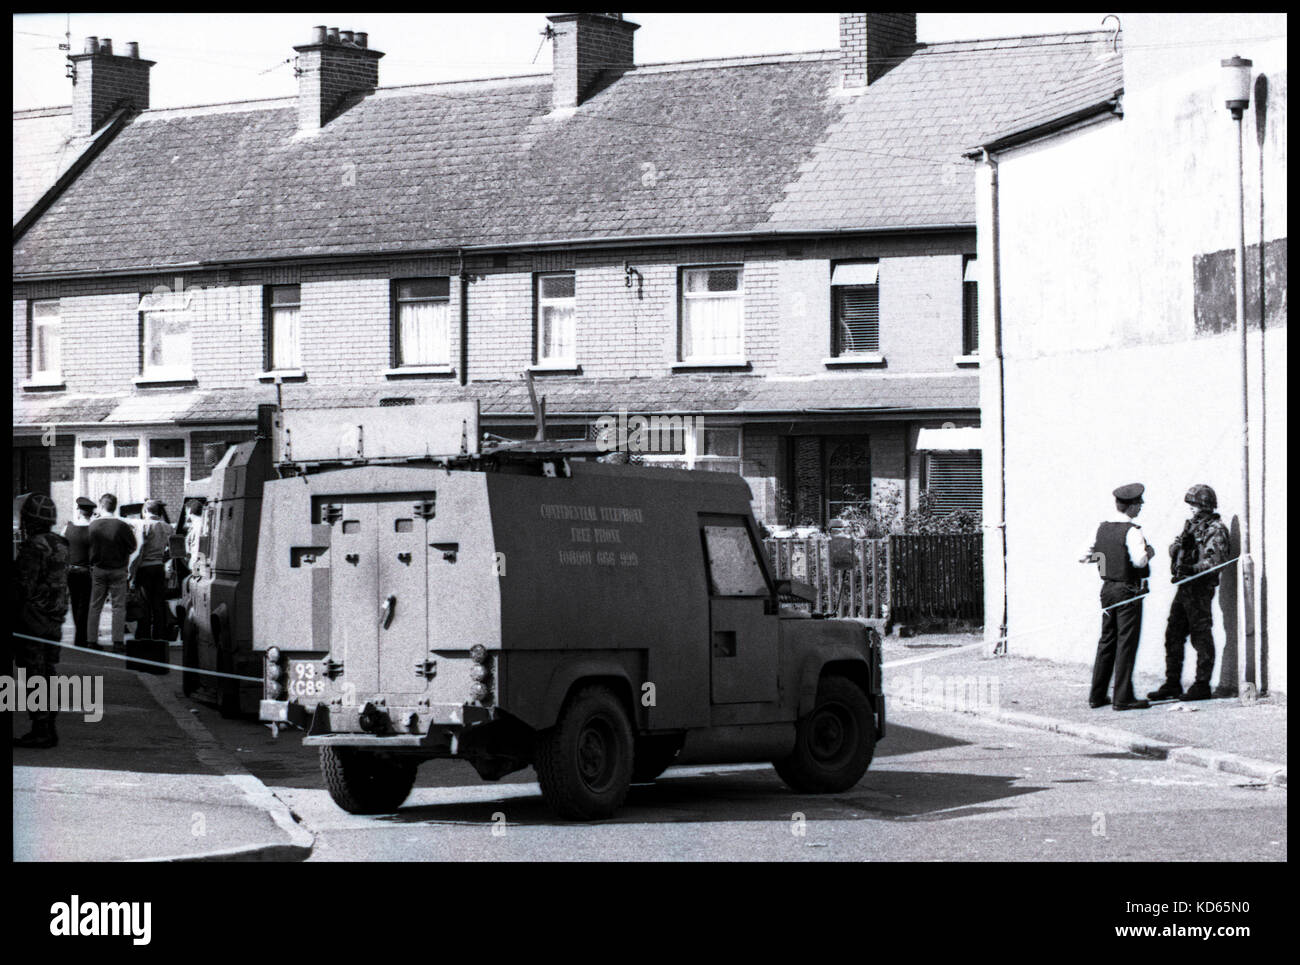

[639,422,741,473]
[78,433,190,519]
[831,261,879,356]
[927,452,982,512]
[139,289,194,379]
[266,284,301,371]
[681,266,744,361]
[536,272,576,364]
[962,256,979,355]
[29,299,62,384]
[394,278,451,366]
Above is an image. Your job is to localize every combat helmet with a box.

[1184,484,1218,511]
[13,492,58,534]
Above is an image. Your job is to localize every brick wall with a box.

[12,236,973,393]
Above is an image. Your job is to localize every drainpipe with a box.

[983,148,1010,654]
[457,249,468,387]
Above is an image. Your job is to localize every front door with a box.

[701,518,779,704]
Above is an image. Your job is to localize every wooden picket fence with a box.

[763,533,983,625]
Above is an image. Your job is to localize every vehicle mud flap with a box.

[875,693,886,739]
[307,704,334,737]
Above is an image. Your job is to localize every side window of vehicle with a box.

[702,524,769,597]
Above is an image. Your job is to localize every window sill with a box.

[384,365,455,379]
[672,358,752,372]
[529,363,582,375]
[258,369,308,382]
[823,355,885,368]
[954,355,980,367]
[133,374,197,388]
[22,379,66,392]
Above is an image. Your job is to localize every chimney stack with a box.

[839,13,916,89]
[294,25,384,133]
[68,36,154,136]
[546,13,638,110]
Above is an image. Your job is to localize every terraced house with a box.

[13,13,1110,528]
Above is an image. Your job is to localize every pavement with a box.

[881,632,1287,787]
[10,633,312,862]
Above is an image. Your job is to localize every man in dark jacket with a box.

[87,493,137,652]
[13,492,70,748]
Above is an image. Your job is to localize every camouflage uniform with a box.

[13,494,69,740]
[1161,486,1230,694]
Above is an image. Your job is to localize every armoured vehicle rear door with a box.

[326,496,434,698]
[701,517,779,704]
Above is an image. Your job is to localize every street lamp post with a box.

[1221,55,1257,698]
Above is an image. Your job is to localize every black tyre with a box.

[320,746,418,815]
[535,685,634,820]
[631,736,682,783]
[773,675,876,793]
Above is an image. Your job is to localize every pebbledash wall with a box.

[13,233,978,525]
[978,14,1287,692]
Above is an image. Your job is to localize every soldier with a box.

[1087,483,1155,711]
[1148,485,1231,702]
[12,493,70,748]
[63,496,97,649]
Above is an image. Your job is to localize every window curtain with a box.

[684,296,742,358]
[400,300,450,365]
[271,306,301,369]
[82,467,142,506]
[541,303,575,360]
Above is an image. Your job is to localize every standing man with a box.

[132,499,175,643]
[1088,483,1155,711]
[86,493,137,652]
[13,493,70,748]
[63,497,96,649]
[1148,485,1231,702]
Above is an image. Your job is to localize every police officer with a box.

[1148,485,1231,702]
[13,493,70,748]
[1088,483,1155,711]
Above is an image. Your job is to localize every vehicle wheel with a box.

[773,675,876,793]
[181,618,199,697]
[535,685,634,820]
[320,747,418,815]
[631,736,682,783]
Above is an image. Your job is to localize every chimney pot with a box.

[100,38,113,55]
[327,27,340,44]
[341,30,355,45]
[310,25,327,44]
[126,41,139,59]
[355,31,368,49]
[84,36,98,54]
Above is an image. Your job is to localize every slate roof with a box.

[973,51,1124,152]
[13,31,1112,277]
[12,374,978,429]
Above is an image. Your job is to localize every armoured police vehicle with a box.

[254,402,885,820]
